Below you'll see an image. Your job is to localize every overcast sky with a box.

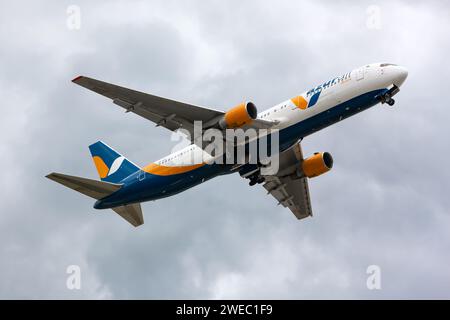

[1,0,449,299]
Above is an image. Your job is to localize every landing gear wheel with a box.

[387,99,395,106]
[256,176,265,184]
[249,179,257,186]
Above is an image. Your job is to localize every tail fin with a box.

[89,141,140,183]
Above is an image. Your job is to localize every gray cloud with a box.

[0,0,449,299]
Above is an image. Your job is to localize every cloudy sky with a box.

[1,0,449,299]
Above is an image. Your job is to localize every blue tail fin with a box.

[89,141,140,183]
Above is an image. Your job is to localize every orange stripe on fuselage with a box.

[92,156,109,178]
[143,162,205,176]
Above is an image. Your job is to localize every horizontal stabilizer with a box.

[111,203,144,227]
[46,172,122,199]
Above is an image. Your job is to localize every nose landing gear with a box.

[386,98,395,106]
[377,85,399,107]
[379,92,396,106]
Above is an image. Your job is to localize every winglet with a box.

[72,75,83,82]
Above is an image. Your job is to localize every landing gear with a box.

[378,85,399,107]
[240,165,266,187]
[387,98,395,106]
[378,92,395,106]
[248,174,265,186]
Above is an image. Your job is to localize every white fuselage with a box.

[153,63,408,167]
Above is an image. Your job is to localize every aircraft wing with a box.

[261,142,313,219]
[72,76,276,141]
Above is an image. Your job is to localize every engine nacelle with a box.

[219,102,258,129]
[301,152,333,178]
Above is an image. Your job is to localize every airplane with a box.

[46,63,408,227]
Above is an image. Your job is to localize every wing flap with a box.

[263,175,312,219]
[250,140,313,219]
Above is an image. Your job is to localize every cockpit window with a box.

[380,63,397,67]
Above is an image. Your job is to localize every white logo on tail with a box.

[108,156,125,176]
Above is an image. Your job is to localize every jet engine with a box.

[219,102,258,129]
[301,152,333,178]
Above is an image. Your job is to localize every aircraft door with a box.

[138,170,146,181]
[356,68,364,81]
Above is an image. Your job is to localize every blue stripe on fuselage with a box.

[278,88,387,151]
[94,163,230,208]
[94,88,387,209]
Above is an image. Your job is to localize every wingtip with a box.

[71,75,83,82]
[45,173,55,181]
[45,172,57,179]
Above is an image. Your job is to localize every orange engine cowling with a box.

[301,152,333,178]
[219,102,258,129]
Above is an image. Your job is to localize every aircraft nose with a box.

[393,66,408,87]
